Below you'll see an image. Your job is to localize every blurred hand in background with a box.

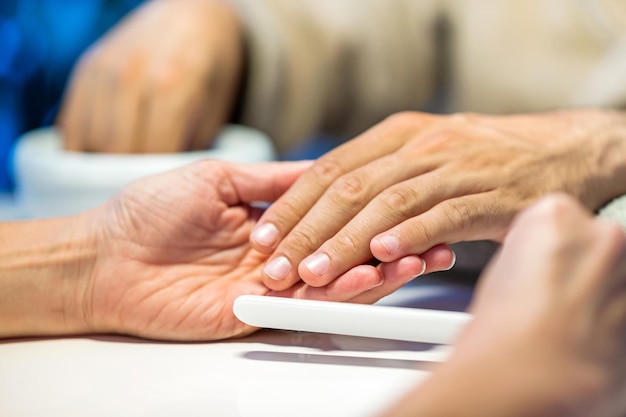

[57,0,243,153]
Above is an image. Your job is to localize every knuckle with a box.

[405,128,457,156]
[448,112,478,125]
[195,159,227,180]
[116,55,143,87]
[443,199,475,232]
[149,61,184,93]
[383,111,421,130]
[407,219,434,249]
[334,232,361,255]
[276,194,311,224]
[185,161,233,198]
[287,225,323,254]
[309,156,344,185]
[425,129,457,146]
[328,175,369,211]
[378,186,418,219]
[260,194,319,245]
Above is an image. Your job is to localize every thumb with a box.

[227,161,313,204]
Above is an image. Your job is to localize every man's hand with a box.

[250,110,626,292]
[58,0,243,153]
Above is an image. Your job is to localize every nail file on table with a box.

[233,295,472,345]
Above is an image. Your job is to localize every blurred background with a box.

[0,0,144,192]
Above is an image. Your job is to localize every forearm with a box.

[0,214,98,338]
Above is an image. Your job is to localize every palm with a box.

[87,165,272,340]
[81,161,421,341]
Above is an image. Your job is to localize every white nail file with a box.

[233,295,472,345]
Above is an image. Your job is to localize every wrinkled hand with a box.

[79,161,430,341]
[58,0,243,153]
[251,110,626,291]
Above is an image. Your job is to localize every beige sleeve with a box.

[445,0,626,114]
[228,0,440,153]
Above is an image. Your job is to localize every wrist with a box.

[565,109,626,210]
[0,212,100,338]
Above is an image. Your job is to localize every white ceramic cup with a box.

[12,125,276,218]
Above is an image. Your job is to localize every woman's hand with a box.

[58,0,243,153]
[250,110,626,292]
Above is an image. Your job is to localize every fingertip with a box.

[379,255,426,284]
[371,234,401,262]
[331,265,385,298]
[250,222,280,252]
[262,256,292,283]
[299,251,360,289]
[421,244,456,274]
[300,252,330,279]
[416,256,427,277]
[446,249,457,270]
[262,276,295,293]
[262,255,301,292]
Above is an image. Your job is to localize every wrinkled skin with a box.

[251,110,626,293]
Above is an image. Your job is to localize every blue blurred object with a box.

[0,0,144,191]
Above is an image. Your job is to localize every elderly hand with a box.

[57,0,243,153]
[250,109,626,291]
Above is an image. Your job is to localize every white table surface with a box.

[0,193,476,417]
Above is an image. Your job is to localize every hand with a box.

[382,194,626,417]
[57,0,243,153]
[74,160,434,341]
[250,110,626,291]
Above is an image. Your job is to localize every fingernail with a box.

[445,251,456,271]
[368,278,384,290]
[251,223,279,247]
[264,256,291,281]
[376,235,399,256]
[416,258,427,277]
[303,253,330,277]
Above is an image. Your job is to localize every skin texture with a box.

[57,0,243,153]
[0,160,454,341]
[250,109,626,292]
[382,194,626,417]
